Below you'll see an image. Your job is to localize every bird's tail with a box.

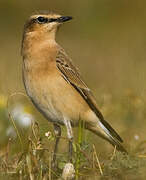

[87,119,127,153]
[81,90,127,153]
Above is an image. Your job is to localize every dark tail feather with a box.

[87,123,127,153]
[98,120,127,153]
[99,118,123,143]
[80,90,127,152]
[107,135,127,153]
[81,90,124,143]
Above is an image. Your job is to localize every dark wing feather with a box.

[56,47,123,143]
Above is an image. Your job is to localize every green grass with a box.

[0,92,146,179]
[0,123,146,180]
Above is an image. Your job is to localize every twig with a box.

[111,145,117,160]
[93,144,103,176]
[26,153,34,180]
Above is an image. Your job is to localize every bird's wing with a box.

[56,47,123,144]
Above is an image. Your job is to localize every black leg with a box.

[52,123,61,168]
[69,138,73,162]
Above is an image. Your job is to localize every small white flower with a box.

[45,131,51,137]
[11,104,34,127]
[18,113,33,127]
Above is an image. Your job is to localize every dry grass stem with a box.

[93,144,103,176]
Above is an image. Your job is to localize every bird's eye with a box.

[37,16,48,23]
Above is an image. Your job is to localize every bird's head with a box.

[24,12,72,36]
[22,12,72,56]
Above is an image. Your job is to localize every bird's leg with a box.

[64,118,73,162]
[52,123,61,168]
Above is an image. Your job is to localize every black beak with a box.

[56,16,73,23]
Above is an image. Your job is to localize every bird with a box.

[21,11,127,163]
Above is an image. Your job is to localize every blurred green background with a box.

[0,0,146,179]
[0,0,146,95]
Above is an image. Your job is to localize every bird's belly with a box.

[23,72,90,126]
[24,80,64,125]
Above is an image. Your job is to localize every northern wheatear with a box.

[21,12,127,163]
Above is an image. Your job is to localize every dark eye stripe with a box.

[48,18,57,22]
